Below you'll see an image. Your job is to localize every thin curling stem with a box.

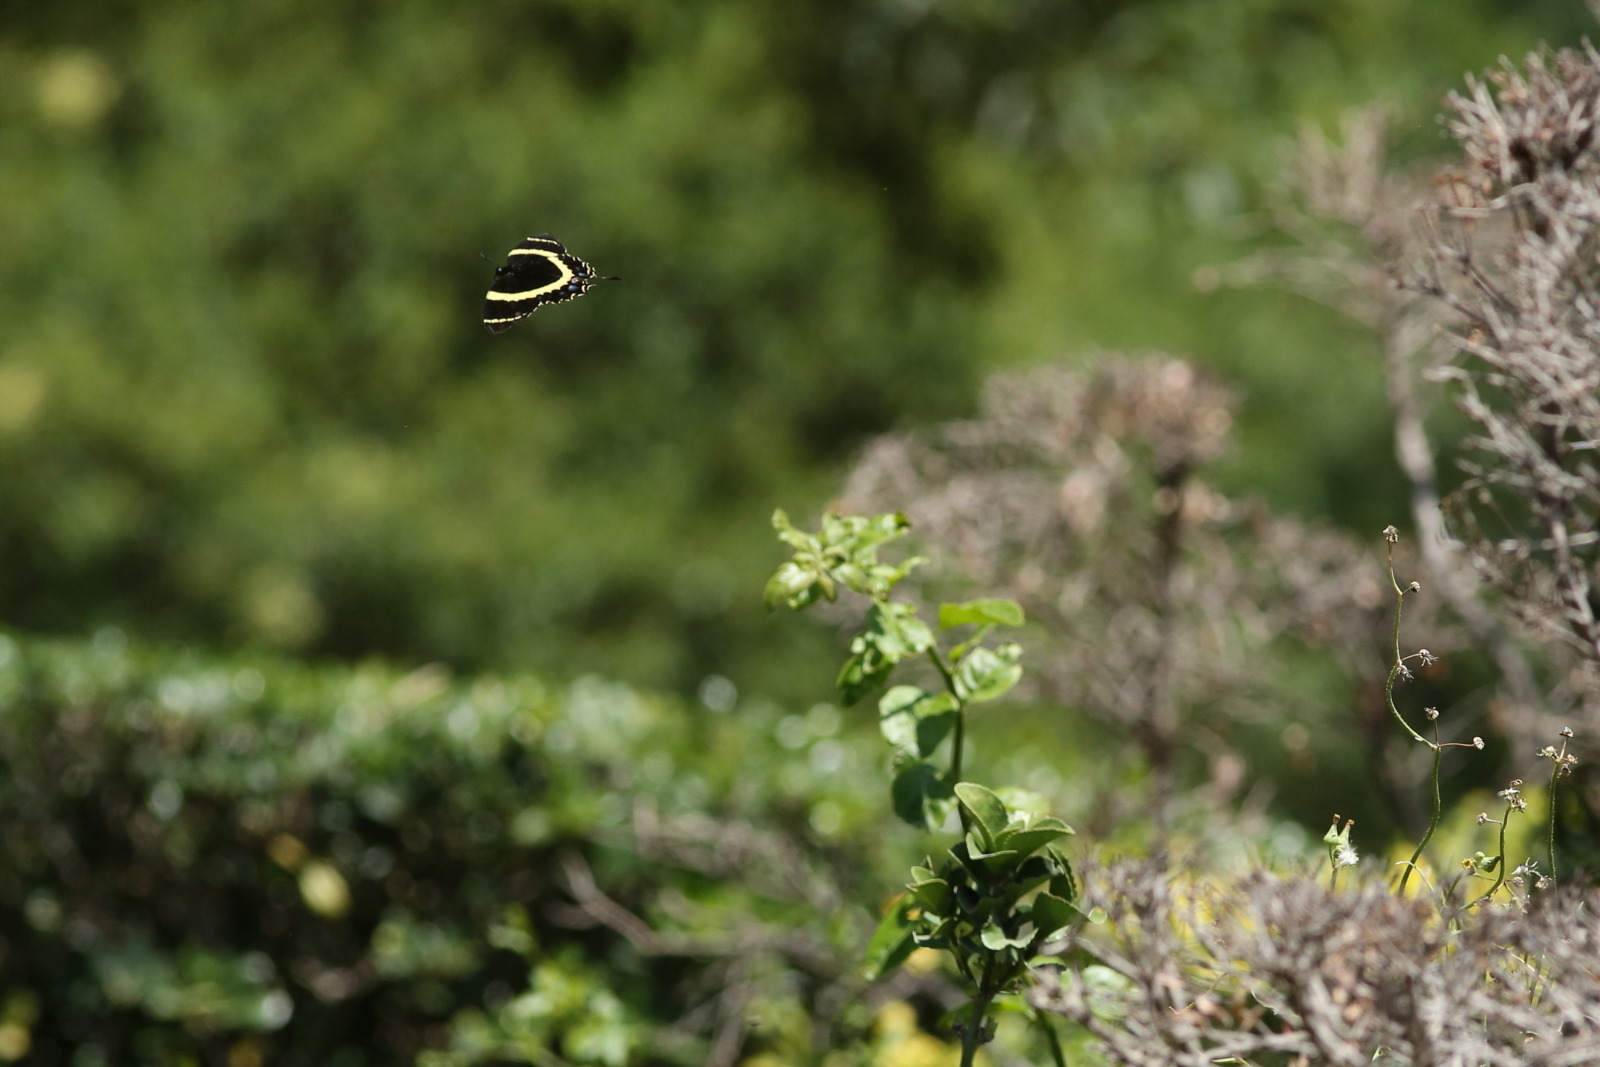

[1548,772,1559,887]
[1385,532,1441,896]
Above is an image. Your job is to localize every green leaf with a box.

[863,895,918,981]
[897,614,935,657]
[846,511,912,553]
[908,877,953,917]
[915,707,957,758]
[954,645,1023,704]
[958,830,1023,880]
[832,562,869,594]
[954,782,1009,849]
[878,686,927,749]
[763,561,818,611]
[973,849,1023,881]
[892,762,953,829]
[994,825,1073,858]
[979,919,1032,951]
[836,651,877,707]
[837,558,927,598]
[926,792,958,831]
[839,602,936,705]
[878,686,957,757]
[1047,850,1078,903]
[1029,893,1077,942]
[770,509,812,550]
[980,919,1011,951]
[938,598,1025,630]
[487,906,538,958]
[993,788,1054,824]
[837,635,894,705]
[866,601,934,660]
[1008,856,1056,898]
[879,555,930,589]
[951,880,981,916]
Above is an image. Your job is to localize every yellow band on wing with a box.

[485,251,576,300]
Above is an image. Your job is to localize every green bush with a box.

[0,629,911,1065]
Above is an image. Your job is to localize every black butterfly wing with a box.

[482,236,599,332]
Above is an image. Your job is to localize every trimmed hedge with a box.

[0,629,908,1065]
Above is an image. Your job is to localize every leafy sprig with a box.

[768,509,1079,1067]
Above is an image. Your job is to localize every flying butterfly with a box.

[482,234,618,332]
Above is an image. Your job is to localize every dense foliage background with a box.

[2,1,1597,1063]
[1,0,1589,695]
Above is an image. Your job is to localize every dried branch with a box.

[1420,47,1600,680]
[1038,859,1600,1066]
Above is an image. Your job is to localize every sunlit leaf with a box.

[863,895,918,981]
[954,645,1023,704]
[938,599,1025,630]
[954,782,1008,849]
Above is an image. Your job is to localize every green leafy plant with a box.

[768,509,1079,1067]
[0,630,906,1066]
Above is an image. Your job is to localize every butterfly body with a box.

[482,235,616,332]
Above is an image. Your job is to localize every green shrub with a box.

[0,630,906,1065]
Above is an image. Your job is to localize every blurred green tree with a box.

[0,0,1583,697]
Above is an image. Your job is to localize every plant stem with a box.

[928,646,970,834]
[951,705,967,785]
[1474,805,1513,906]
[1399,745,1442,896]
[1034,1006,1067,1067]
[1547,763,1560,887]
[958,990,994,1067]
[1386,540,1440,896]
[1385,564,1427,747]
